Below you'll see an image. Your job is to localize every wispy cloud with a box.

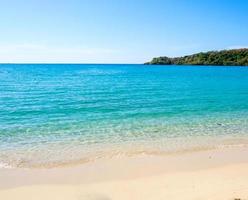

[226,45,248,50]
[0,43,118,63]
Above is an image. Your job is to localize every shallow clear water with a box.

[1,64,248,168]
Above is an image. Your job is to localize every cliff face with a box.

[145,49,248,66]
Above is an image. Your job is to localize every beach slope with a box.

[1,147,248,200]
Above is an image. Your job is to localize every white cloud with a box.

[0,43,209,63]
[226,45,248,50]
[0,43,120,63]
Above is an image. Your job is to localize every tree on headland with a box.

[145,49,248,66]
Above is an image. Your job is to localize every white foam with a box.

[0,162,12,169]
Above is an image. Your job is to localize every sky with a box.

[0,0,248,63]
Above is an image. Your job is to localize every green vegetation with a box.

[145,49,248,66]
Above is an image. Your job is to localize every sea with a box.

[1,64,248,168]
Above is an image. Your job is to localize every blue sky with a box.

[0,0,248,63]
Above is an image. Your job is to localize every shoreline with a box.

[2,146,248,185]
[2,135,248,169]
[1,146,248,199]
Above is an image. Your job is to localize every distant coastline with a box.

[145,48,248,66]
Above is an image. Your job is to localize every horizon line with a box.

[0,62,144,65]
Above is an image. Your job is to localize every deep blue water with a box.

[1,64,248,168]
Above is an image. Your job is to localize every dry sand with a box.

[1,146,248,200]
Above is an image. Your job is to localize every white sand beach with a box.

[1,146,248,200]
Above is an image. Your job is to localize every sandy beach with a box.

[1,146,248,200]
[1,0,248,199]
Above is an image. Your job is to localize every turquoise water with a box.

[1,64,248,168]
